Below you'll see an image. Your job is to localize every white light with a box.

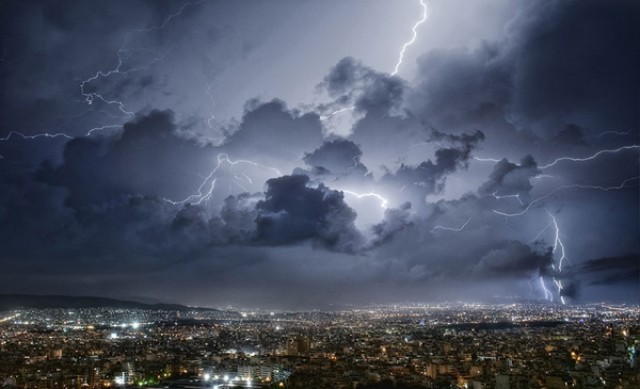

[110,333,118,339]
[203,373,210,381]
[223,375,229,382]
[340,190,388,209]
[131,322,140,329]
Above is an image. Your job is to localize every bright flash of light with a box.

[472,156,502,163]
[340,189,388,209]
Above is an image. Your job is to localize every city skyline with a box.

[0,0,638,308]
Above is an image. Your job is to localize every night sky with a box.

[1,0,638,308]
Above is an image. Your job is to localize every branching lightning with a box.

[79,1,203,117]
[491,176,640,217]
[167,153,283,206]
[1,2,203,158]
[390,0,428,76]
[540,277,553,301]
[528,211,573,304]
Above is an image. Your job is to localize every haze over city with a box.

[0,0,638,309]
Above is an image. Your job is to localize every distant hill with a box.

[0,294,219,312]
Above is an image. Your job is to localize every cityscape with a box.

[1,0,639,388]
[1,304,638,388]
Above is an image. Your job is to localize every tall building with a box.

[286,336,310,355]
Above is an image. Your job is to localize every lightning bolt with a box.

[0,131,73,142]
[473,156,502,163]
[2,2,203,158]
[0,131,75,160]
[539,145,640,169]
[0,125,126,160]
[167,153,283,206]
[547,211,566,273]
[530,174,555,181]
[319,107,355,121]
[340,190,388,209]
[491,176,639,217]
[321,0,428,121]
[79,1,203,116]
[596,130,634,138]
[431,217,471,232]
[527,222,553,244]
[540,277,553,301]
[85,125,123,137]
[390,0,428,76]
[484,192,524,205]
[546,210,567,304]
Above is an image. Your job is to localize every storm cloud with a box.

[0,0,638,307]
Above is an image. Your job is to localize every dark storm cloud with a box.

[321,57,405,116]
[302,138,367,177]
[577,255,640,285]
[473,241,552,279]
[256,175,363,252]
[370,202,413,246]
[0,0,188,133]
[322,57,366,96]
[380,129,484,206]
[552,124,587,146]
[38,110,214,207]
[509,0,640,135]
[478,155,540,203]
[408,0,640,158]
[369,194,533,280]
[0,0,638,306]
[222,100,324,168]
